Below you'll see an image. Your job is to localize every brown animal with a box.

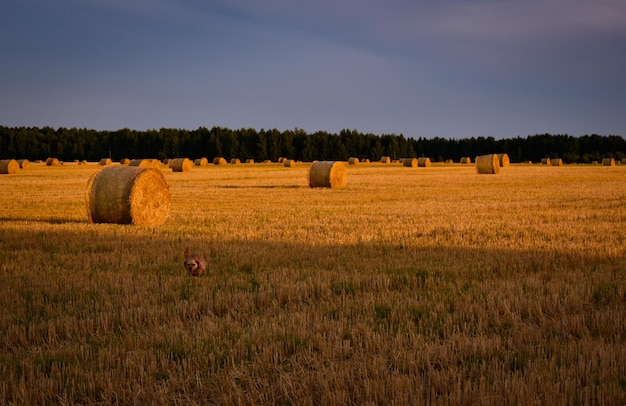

[184,247,207,277]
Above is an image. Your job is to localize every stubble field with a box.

[0,161,625,405]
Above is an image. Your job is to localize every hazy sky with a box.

[1,0,625,138]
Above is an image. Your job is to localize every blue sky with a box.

[1,0,625,139]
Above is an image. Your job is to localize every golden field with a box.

[0,161,625,405]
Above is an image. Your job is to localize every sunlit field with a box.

[1,161,625,405]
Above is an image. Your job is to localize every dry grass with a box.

[0,163,625,405]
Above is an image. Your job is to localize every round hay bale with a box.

[402,158,417,167]
[0,159,20,174]
[100,158,112,166]
[46,157,61,166]
[163,158,170,165]
[263,160,272,164]
[213,157,227,165]
[18,159,30,169]
[380,156,390,163]
[194,157,208,166]
[541,158,551,165]
[497,153,510,167]
[308,161,347,189]
[129,159,151,168]
[86,166,170,226]
[149,159,162,168]
[348,157,359,165]
[120,158,131,166]
[621,158,626,165]
[363,159,370,163]
[445,159,454,164]
[170,158,193,172]
[551,158,563,166]
[230,158,241,164]
[278,157,286,164]
[284,159,296,168]
[602,158,615,166]
[475,154,500,174]
[417,157,431,167]
[245,159,255,164]
[460,157,472,164]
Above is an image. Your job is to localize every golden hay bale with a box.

[475,154,500,174]
[170,158,193,172]
[621,158,626,165]
[120,158,131,166]
[163,158,170,165]
[602,158,615,166]
[380,156,391,163]
[363,159,370,163]
[149,159,161,168]
[230,158,241,164]
[551,158,563,166]
[497,153,510,167]
[46,157,61,166]
[86,166,170,226]
[445,159,454,164]
[417,157,431,167]
[278,157,286,164]
[100,158,112,166]
[541,158,551,165]
[348,157,359,165]
[0,159,19,174]
[308,161,347,188]
[284,159,296,167]
[402,158,417,167]
[246,159,255,164]
[460,157,472,164]
[17,159,30,169]
[263,160,272,164]
[194,157,208,166]
[129,159,151,167]
[213,157,227,165]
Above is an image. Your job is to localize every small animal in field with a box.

[184,247,207,277]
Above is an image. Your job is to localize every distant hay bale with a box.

[17,159,30,169]
[230,158,241,164]
[363,159,370,163]
[86,166,170,226]
[284,159,296,167]
[149,159,161,168]
[551,158,563,166]
[602,158,615,166]
[120,158,131,166]
[0,159,19,174]
[475,154,500,175]
[213,157,227,165]
[245,159,254,164]
[541,158,551,165]
[263,160,272,164]
[380,156,391,163]
[129,159,151,168]
[460,157,472,164]
[194,157,208,166]
[170,158,193,172]
[46,157,61,166]
[348,157,359,165]
[497,153,510,167]
[100,158,112,166]
[163,158,170,165]
[402,158,417,167]
[417,157,431,167]
[445,159,454,164]
[308,161,347,189]
[278,157,286,164]
[621,158,626,164]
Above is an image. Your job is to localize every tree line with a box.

[1,125,624,164]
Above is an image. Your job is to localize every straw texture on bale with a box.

[18,159,30,169]
[86,166,170,226]
[284,159,296,167]
[120,158,131,165]
[46,157,61,166]
[100,158,112,166]
[402,158,418,167]
[0,159,19,174]
[380,156,391,163]
[129,159,151,168]
[602,158,615,166]
[551,158,563,166]
[230,158,241,164]
[194,157,208,166]
[149,159,162,168]
[541,158,551,165]
[170,158,193,172]
[348,157,359,165]
[418,157,431,167]
[308,161,347,189]
[475,154,500,174]
[497,153,510,167]
[213,157,227,165]
[460,157,472,164]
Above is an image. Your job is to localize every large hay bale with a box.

[129,159,151,168]
[475,154,500,174]
[17,159,30,169]
[380,156,390,163]
[194,157,208,166]
[348,157,359,165]
[213,157,227,165]
[100,158,112,166]
[308,161,347,189]
[402,158,417,167]
[417,157,431,167]
[541,158,551,165]
[86,166,170,226]
[284,159,296,167]
[497,153,510,167]
[46,157,61,166]
[602,158,615,166]
[230,158,241,164]
[460,157,472,164]
[0,159,19,174]
[551,158,563,166]
[170,158,193,172]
